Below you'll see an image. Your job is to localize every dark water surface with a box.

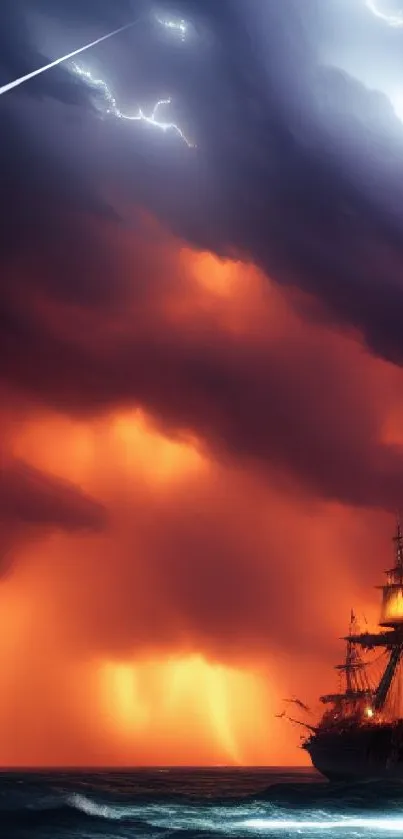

[1,766,403,839]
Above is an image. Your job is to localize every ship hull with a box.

[304,724,403,781]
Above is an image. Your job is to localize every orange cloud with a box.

[0,215,401,767]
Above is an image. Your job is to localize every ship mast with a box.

[320,610,371,708]
[345,518,403,715]
[343,610,356,695]
[338,610,370,695]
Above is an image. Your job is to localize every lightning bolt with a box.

[155,15,188,41]
[365,0,403,27]
[0,20,141,97]
[71,63,195,148]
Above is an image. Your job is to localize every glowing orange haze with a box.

[1,234,401,766]
[0,407,277,766]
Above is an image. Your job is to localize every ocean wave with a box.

[256,780,403,812]
[68,791,125,819]
[3,776,403,837]
[9,788,403,832]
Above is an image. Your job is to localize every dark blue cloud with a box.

[2,0,403,511]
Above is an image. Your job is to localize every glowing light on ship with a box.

[381,585,403,623]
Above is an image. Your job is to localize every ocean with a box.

[2,767,403,839]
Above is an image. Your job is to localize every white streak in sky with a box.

[0,19,140,96]
[365,0,403,27]
[71,63,195,147]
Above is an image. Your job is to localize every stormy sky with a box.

[2,0,403,766]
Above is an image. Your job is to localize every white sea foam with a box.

[68,792,123,820]
[67,793,403,836]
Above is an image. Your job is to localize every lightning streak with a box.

[365,0,403,27]
[156,15,188,40]
[71,64,195,148]
[0,20,140,97]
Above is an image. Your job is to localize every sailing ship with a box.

[302,520,403,780]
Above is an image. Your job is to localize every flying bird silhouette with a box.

[283,697,311,714]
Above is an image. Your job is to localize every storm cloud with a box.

[1,0,403,765]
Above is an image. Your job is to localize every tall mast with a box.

[320,611,370,706]
[392,516,403,586]
[336,611,365,694]
[343,610,354,693]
